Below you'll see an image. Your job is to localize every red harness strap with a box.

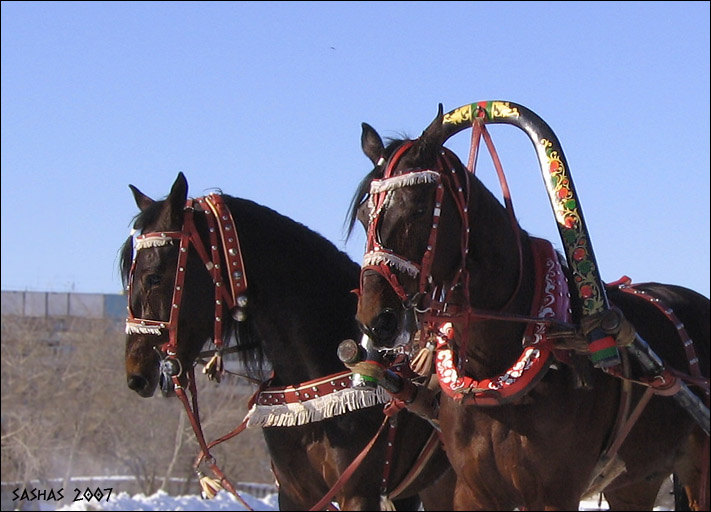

[385,429,442,501]
[173,370,254,510]
[590,277,710,509]
[253,371,355,406]
[308,416,390,511]
[614,277,708,392]
[379,416,399,498]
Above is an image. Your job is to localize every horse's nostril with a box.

[372,309,398,341]
[127,374,148,392]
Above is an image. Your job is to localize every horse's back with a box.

[602,281,709,509]
[606,281,710,379]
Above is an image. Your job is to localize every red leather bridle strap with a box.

[125,194,247,358]
[360,123,527,325]
[361,143,471,311]
[197,195,248,304]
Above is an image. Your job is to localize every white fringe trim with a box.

[125,321,163,335]
[370,170,439,194]
[367,189,394,219]
[363,250,420,278]
[245,386,391,428]
[134,237,174,251]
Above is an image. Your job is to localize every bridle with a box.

[357,126,579,406]
[126,194,248,385]
[125,193,256,506]
[361,141,473,322]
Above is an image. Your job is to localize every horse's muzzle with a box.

[364,307,418,351]
[127,373,156,398]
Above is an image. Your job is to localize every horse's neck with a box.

[233,201,360,385]
[463,179,536,372]
[251,276,357,386]
[466,178,531,308]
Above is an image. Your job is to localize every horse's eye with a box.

[145,274,162,287]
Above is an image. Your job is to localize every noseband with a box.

[126,194,248,373]
[361,141,472,317]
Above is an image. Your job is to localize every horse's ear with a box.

[129,185,154,212]
[413,104,445,164]
[165,172,188,223]
[361,123,385,165]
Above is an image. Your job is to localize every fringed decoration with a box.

[134,236,173,251]
[380,494,397,511]
[411,342,435,377]
[199,473,223,499]
[203,353,224,383]
[125,321,163,335]
[366,189,394,221]
[245,386,391,428]
[363,251,420,278]
[370,170,440,194]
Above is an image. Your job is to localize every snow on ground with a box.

[55,490,279,511]
[50,490,672,511]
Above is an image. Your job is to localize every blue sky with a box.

[2,1,709,298]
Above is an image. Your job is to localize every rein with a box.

[125,194,254,506]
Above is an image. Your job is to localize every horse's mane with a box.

[225,195,361,379]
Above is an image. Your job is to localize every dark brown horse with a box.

[120,173,454,510]
[348,103,710,510]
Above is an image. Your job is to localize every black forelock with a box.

[345,135,413,240]
[118,199,169,288]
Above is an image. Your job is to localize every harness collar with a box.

[434,237,571,405]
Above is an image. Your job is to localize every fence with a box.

[1,291,126,319]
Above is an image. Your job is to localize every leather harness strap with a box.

[615,277,706,390]
[254,371,355,405]
[308,416,390,511]
[386,429,442,501]
[589,278,710,498]
[126,194,245,355]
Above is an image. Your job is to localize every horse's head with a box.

[349,105,471,352]
[121,173,217,397]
